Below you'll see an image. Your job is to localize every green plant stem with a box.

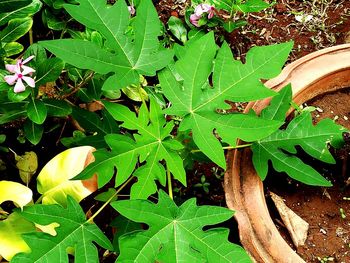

[167,165,173,200]
[87,176,134,223]
[29,28,33,45]
[191,143,252,153]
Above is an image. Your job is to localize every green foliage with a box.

[76,98,186,199]
[168,16,187,43]
[40,0,174,90]
[11,196,113,263]
[251,85,346,186]
[159,32,292,168]
[112,190,251,262]
[212,0,270,13]
[0,0,41,59]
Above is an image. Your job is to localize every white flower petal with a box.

[14,78,25,93]
[5,64,18,73]
[22,55,35,64]
[22,65,35,75]
[22,76,35,88]
[4,75,18,85]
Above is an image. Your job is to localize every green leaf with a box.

[8,87,30,102]
[40,0,173,90]
[42,8,66,30]
[36,146,97,206]
[44,99,72,117]
[77,78,102,102]
[35,57,65,86]
[252,111,346,186]
[11,196,113,263]
[0,0,32,13]
[236,0,271,13]
[213,0,270,13]
[112,190,251,263]
[76,98,186,199]
[261,84,292,122]
[0,212,34,261]
[223,20,247,33]
[0,17,33,43]
[168,16,187,43]
[26,98,47,124]
[0,0,42,26]
[110,215,142,253]
[23,119,43,145]
[3,41,23,56]
[0,108,26,124]
[159,33,292,168]
[24,43,47,65]
[0,180,32,209]
[71,107,117,135]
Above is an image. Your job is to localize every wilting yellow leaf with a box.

[0,181,32,209]
[0,212,35,261]
[16,151,38,185]
[37,146,97,206]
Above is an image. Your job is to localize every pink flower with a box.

[4,56,35,93]
[128,5,135,15]
[6,56,35,76]
[194,3,215,18]
[190,14,200,27]
[190,3,216,27]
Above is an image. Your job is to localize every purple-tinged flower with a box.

[190,3,216,27]
[4,58,35,93]
[190,14,200,27]
[194,3,215,17]
[128,5,135,15]
[6,56,35,76]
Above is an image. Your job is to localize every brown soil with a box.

[267,89,350,262]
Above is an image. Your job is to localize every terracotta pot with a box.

[224,44,350,263]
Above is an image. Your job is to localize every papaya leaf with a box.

[0,212,35,261]
[11,196,113,263]
[0,181,32,209]
[112,190,251,263]
[260,84,292,122]
[158,32,292,168]
[252,86,346,186]
[40,0,173,90]
[75,98,186,199]
[37,146,97,206]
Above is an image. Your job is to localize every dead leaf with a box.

[270,192,309,247]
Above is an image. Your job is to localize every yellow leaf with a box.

[37,146,97,206]
[0,212,35,261]
[0,181,33,209]
[16,151,38,185]
[35,222,60,236]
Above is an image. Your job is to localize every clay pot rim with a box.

[224,44,350,263]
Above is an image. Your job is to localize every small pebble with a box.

[344,116,348,120]
[316,107,323,113]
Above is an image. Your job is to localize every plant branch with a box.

[166,164,173,200]
[191,143,252,153]
[87,176,134,223]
